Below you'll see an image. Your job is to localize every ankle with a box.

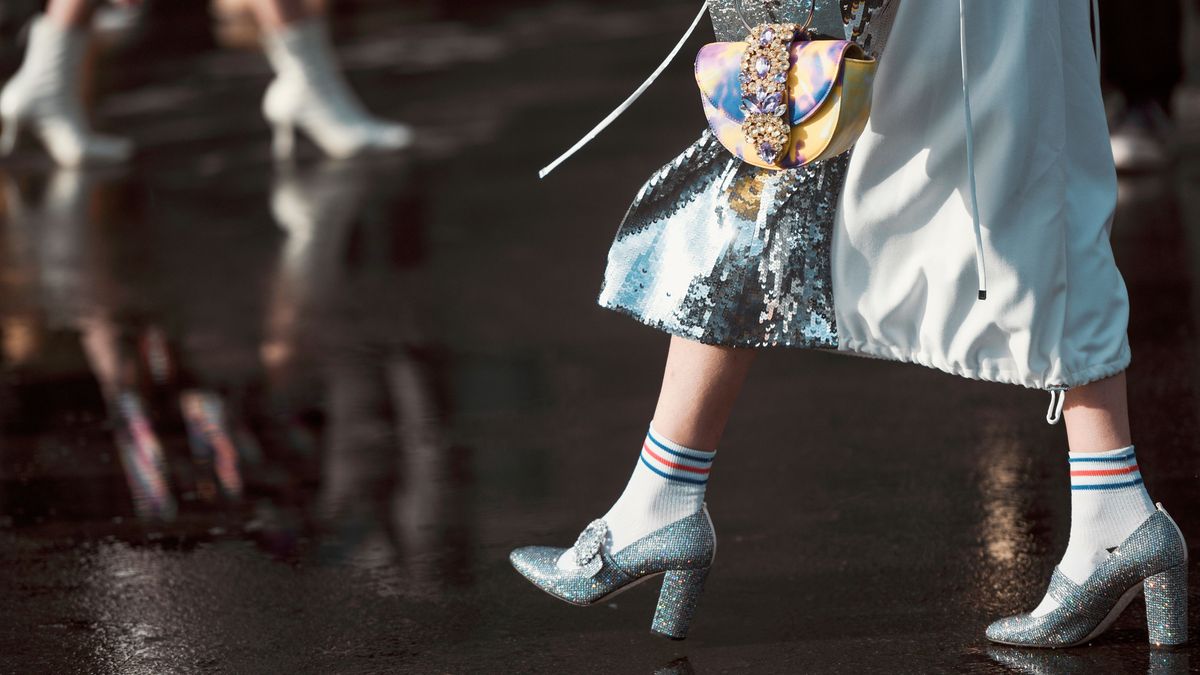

[601,426,714,553]
[1058,444,1155,583]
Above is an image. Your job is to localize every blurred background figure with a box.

[0,1,134,165]
[0,0,412,167]
[1099,0,1184,172]
[263,157,457,580]
[222,0,413,159]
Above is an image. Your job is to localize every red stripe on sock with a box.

[1070,464,1139,477]
[642,443,710,474]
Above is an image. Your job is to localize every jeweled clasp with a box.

[739,23,798,163]
[571,519,608,577]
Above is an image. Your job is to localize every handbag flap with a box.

[695,39,858,126]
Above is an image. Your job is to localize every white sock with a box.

[557,423,713,570]
[1031,445,1156,616]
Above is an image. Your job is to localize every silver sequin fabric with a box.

[509,507,716,638]
[597,0,890,348]
[986,506,1189,648]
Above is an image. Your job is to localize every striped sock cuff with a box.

[1068,445,1143,491]
[639,425,716,486]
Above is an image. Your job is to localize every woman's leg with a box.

[590,336,755,557]
[45,0,97,27]
[1062,370,1131,453]
[652,336,757,450]
[245,0,310,30]
[1046,370,1154,594]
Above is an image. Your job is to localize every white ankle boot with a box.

[262,18,412,160]
[0,15,133,167]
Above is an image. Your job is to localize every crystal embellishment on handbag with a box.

[739,23,799,163]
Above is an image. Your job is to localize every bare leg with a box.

[247,0,313,29]
[651,336,757,450]
[1062,371,1132,453]
[45,0,97,28]
[582,335,755,553]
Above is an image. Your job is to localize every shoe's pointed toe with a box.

[509,545,564,579]
[83,134,134,164]
[984,618,1003,643]
[367,121,413,150]
[985,614,1030,645]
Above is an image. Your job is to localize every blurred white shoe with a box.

[0,15,133,167]
[262,18,413,160]
[1109,101,1172,173]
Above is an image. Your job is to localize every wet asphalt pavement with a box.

[0,1,1199,673]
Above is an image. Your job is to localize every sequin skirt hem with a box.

[598,297,839,350]
[597,302,1131,390]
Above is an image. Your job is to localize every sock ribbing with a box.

[639,427,715,485]
[1059,445,1155,583]
[1031,445,1156,616]
[557,424,715,569]
[1068,447,1143,491]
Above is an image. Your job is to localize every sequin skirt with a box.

[599,132,847,348]
[597,0,888,348]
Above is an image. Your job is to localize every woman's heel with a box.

[0,116,19,156]
[651,567,709,640]
[272,122,295,161]
[1145,563,1188,646]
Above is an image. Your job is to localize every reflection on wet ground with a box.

[1,1,1199,673]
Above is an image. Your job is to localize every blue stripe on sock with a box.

[1068,452,1135,464]
[1071,477,1144,491]
[639,455,708,485]
[646,430,714,464]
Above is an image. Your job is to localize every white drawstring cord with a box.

[958,0,987,301]
[1045,388,1067,425]
[955,0,1101,302]
[537,2,711,179]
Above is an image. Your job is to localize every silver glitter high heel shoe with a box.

[986,503,1188,648]
[509,505,716,640]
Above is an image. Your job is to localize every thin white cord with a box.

[959,0,987,300]
[538,2,711,179]
[1091,0,1101,75]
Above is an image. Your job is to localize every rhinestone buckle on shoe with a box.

[571,519,608,577]
[739,23,798,163]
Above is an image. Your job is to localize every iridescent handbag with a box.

[694,0,878,169]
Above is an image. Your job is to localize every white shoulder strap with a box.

[538,2,711,178]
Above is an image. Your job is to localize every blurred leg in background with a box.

[0,0,133,166]
[246,0,413,160]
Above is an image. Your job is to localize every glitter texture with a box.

[1145,562,1189,647]
[509,507,716,639]
[599,131,849,348]
[986,506,1189,648]
[596,0,891,348]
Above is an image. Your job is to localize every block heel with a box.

[651,567,709,640]
[1145,563,1188,647]
[0,116,19,156]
